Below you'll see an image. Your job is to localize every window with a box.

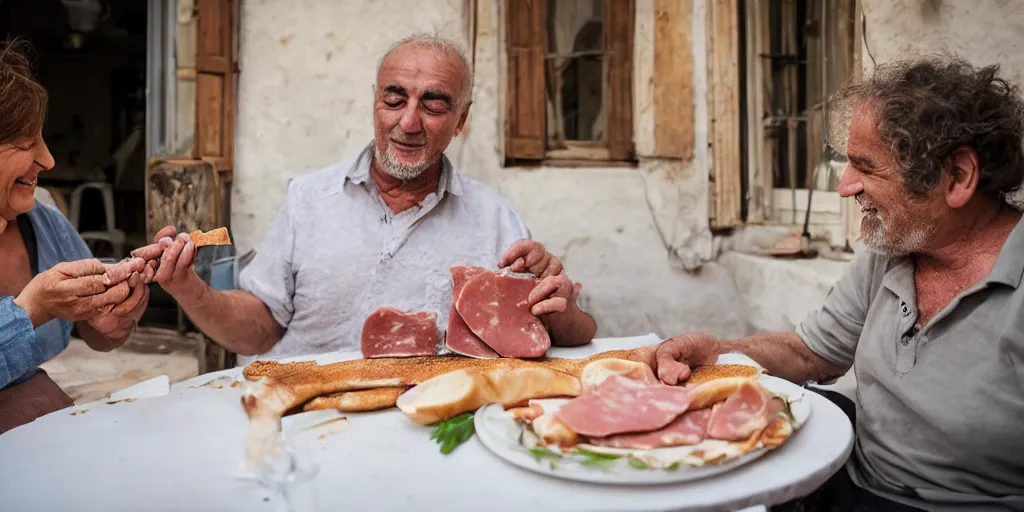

[504,0,635,165]
[713,0,861,248]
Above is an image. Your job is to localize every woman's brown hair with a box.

[0,38,47,147]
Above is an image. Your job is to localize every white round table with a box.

[0,335,854,512]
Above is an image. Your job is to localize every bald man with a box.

[149,35,597,362]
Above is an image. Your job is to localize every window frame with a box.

[503,0,637,167]
[716,0,862,248]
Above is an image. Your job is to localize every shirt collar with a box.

[344,141,464,197]
[985,212,1024,288]
[881,210,1024,295]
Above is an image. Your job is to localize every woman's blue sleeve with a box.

[0,296,44,389]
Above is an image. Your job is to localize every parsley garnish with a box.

[429,413,475,454]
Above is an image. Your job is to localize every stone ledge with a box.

[720,251,848,333]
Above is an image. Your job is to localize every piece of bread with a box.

[188,227,232,247]
[759,415,794,448]
[395,366,582,425]
[532,413,580,448]
[302,387,407,413]
[579,358,658,389]
[687,376,760,410]
[684,364,760,387]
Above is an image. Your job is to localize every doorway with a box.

[2,0,184,328]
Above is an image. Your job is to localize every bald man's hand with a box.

[629,332,722,385]
[13,259,132,328]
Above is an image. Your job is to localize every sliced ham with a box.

[444,266,499,358]
[587,408,714,450]
[455,270,551,358]
[706,380,773,441]
[554,375,691,438]
[360,307,439,358]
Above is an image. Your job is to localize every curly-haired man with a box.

[635,56,1024,511]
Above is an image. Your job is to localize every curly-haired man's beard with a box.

[858,197,936,257]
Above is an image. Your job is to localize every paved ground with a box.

[41,329,201,404]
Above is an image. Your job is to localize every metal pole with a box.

[802,0,828,241]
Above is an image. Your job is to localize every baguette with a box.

[303,387,407,413]
[395,366,582,425]
[684,364,760,387]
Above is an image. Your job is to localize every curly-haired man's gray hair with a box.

[835,56,1024,200]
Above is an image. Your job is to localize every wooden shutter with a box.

[194,0,236,175]
[604,0,635,161]
[708,0,742,229]
[505,0,547,161]
[653,0,694,161]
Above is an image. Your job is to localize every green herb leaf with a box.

[429,413,475,455]
[527,447,561,461]
[783,398,796,422]
[573,448,623,460]
[627,456,651,470]
[665,461,682,471]
[571,448,623,471]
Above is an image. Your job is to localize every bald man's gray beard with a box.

[374,142,431,181]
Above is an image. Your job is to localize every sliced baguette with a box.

[687,376,760,410]
[395,366,582,425]
[579,358,657,389]
[532,413,580,447]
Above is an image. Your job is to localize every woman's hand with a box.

[83,270,151,348]
[13,259,134,328]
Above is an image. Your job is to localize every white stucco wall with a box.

[861,0,1024,86]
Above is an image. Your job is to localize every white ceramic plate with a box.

[474,375,811,485]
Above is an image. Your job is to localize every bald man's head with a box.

[371,35,473,181]
[377,35,473,111]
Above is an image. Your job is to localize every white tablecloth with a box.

[0,335,854,512]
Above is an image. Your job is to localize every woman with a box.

[0,39,151,434]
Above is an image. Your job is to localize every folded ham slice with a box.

[706,379,773,441]
[554,375,692,438]
[444,266,499,358]
[587,408,714,449]
[360,307,439,358]
[455,270,551,358]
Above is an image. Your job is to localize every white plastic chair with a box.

[69,182,125,259]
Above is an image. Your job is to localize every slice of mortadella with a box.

[454,270,551,358]
[586,408,714,449]
[444,266,499,358]
[554,375,692,438]
[360,307,440,358]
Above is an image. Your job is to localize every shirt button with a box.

[900,337,910,346]
[900,303,910,316]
